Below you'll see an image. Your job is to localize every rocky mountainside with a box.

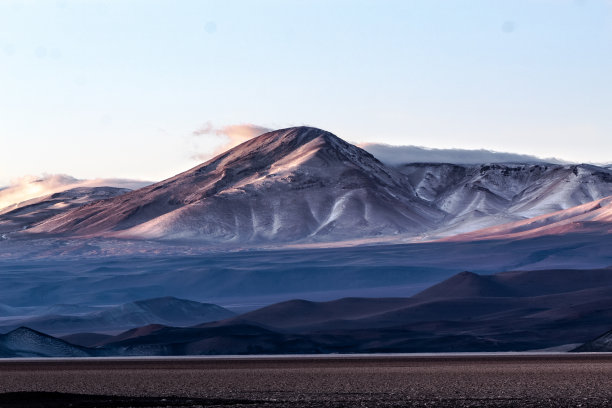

[0,186,130,235]
[28,127,443,242]
[399,162,612,236]
[15,126,612,244]
[443,195,612,241]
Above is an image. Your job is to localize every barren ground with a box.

[1,354,611,407]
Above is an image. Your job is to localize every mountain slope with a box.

[0,297,235,335]
[13,127,612,245]
[206,267,612,334]
[4,267,612,355]
[0,327,92,357]
[399,163,612,236]
[574,329,612,352]
[54,267,612,354]
[212,297,412,330]
[0,186,131,235]
[29,127,442,243]
[443,195,612,241]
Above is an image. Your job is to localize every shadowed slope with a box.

[6,267,612,354]
[412,271,518,299]
[575,329,612,352]
[0,327,93,357]
[0,297,235,335]
[209,297,413,330]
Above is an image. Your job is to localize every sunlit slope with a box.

[442,195,612,241]
[399,163,612,237]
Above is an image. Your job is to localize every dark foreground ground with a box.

[1,354,611,407]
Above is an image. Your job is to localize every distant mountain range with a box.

[0,186,130,235]
[0,297,235,335]
[1,126,609,244]
[24,127,442,242]
[1,126,611,356]
[3,266,612,356]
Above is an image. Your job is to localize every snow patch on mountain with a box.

[443,195,612,241]
[13,127,612,245]
[398,163,612,237]
[29,127,444,243]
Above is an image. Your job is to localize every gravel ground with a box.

[1,354,611,407]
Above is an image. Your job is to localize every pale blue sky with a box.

[1,0,611,185]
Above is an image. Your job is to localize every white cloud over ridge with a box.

[359,143,568,166]
[191,123,273,161]
[0,174,150,211]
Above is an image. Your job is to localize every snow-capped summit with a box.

[29,127,443,242]
[17,127,612,244]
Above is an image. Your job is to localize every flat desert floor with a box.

[1,354,611,407]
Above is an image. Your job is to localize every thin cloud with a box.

[192,122,273,161]
[359,143,568,166]
[0,174,150,211]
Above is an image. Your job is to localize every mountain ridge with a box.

[28,127,442,242]
[0,296,235,335]
[22,266,612,355]
[11,126,612,245]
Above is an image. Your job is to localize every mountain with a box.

[59,332,114,348]
[0,327,92,357]
[443,195,612,241]
[0,186,131,235]
[42,266,612,355]
[117,267,612,353]
[212,267,612,335]
[398,163,612,237]
[22,127,612,244]
[413,267,612,299]
[411,271,518,299]
[0,297,235,335]
[5,267,612,355]
[27,127,443,242]
[574,329,612,352]
[100,324,321,356]
[215,298,412,331]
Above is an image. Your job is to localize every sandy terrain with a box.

[1,354,611,407]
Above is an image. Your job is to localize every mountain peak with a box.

[7,326,42,337]
[256,126,337,145]
[29,125,442,242]
[0,326,91,357]
[413,271,516,299]
[202,126,349,171]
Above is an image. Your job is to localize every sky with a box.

[1,0,611,186]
